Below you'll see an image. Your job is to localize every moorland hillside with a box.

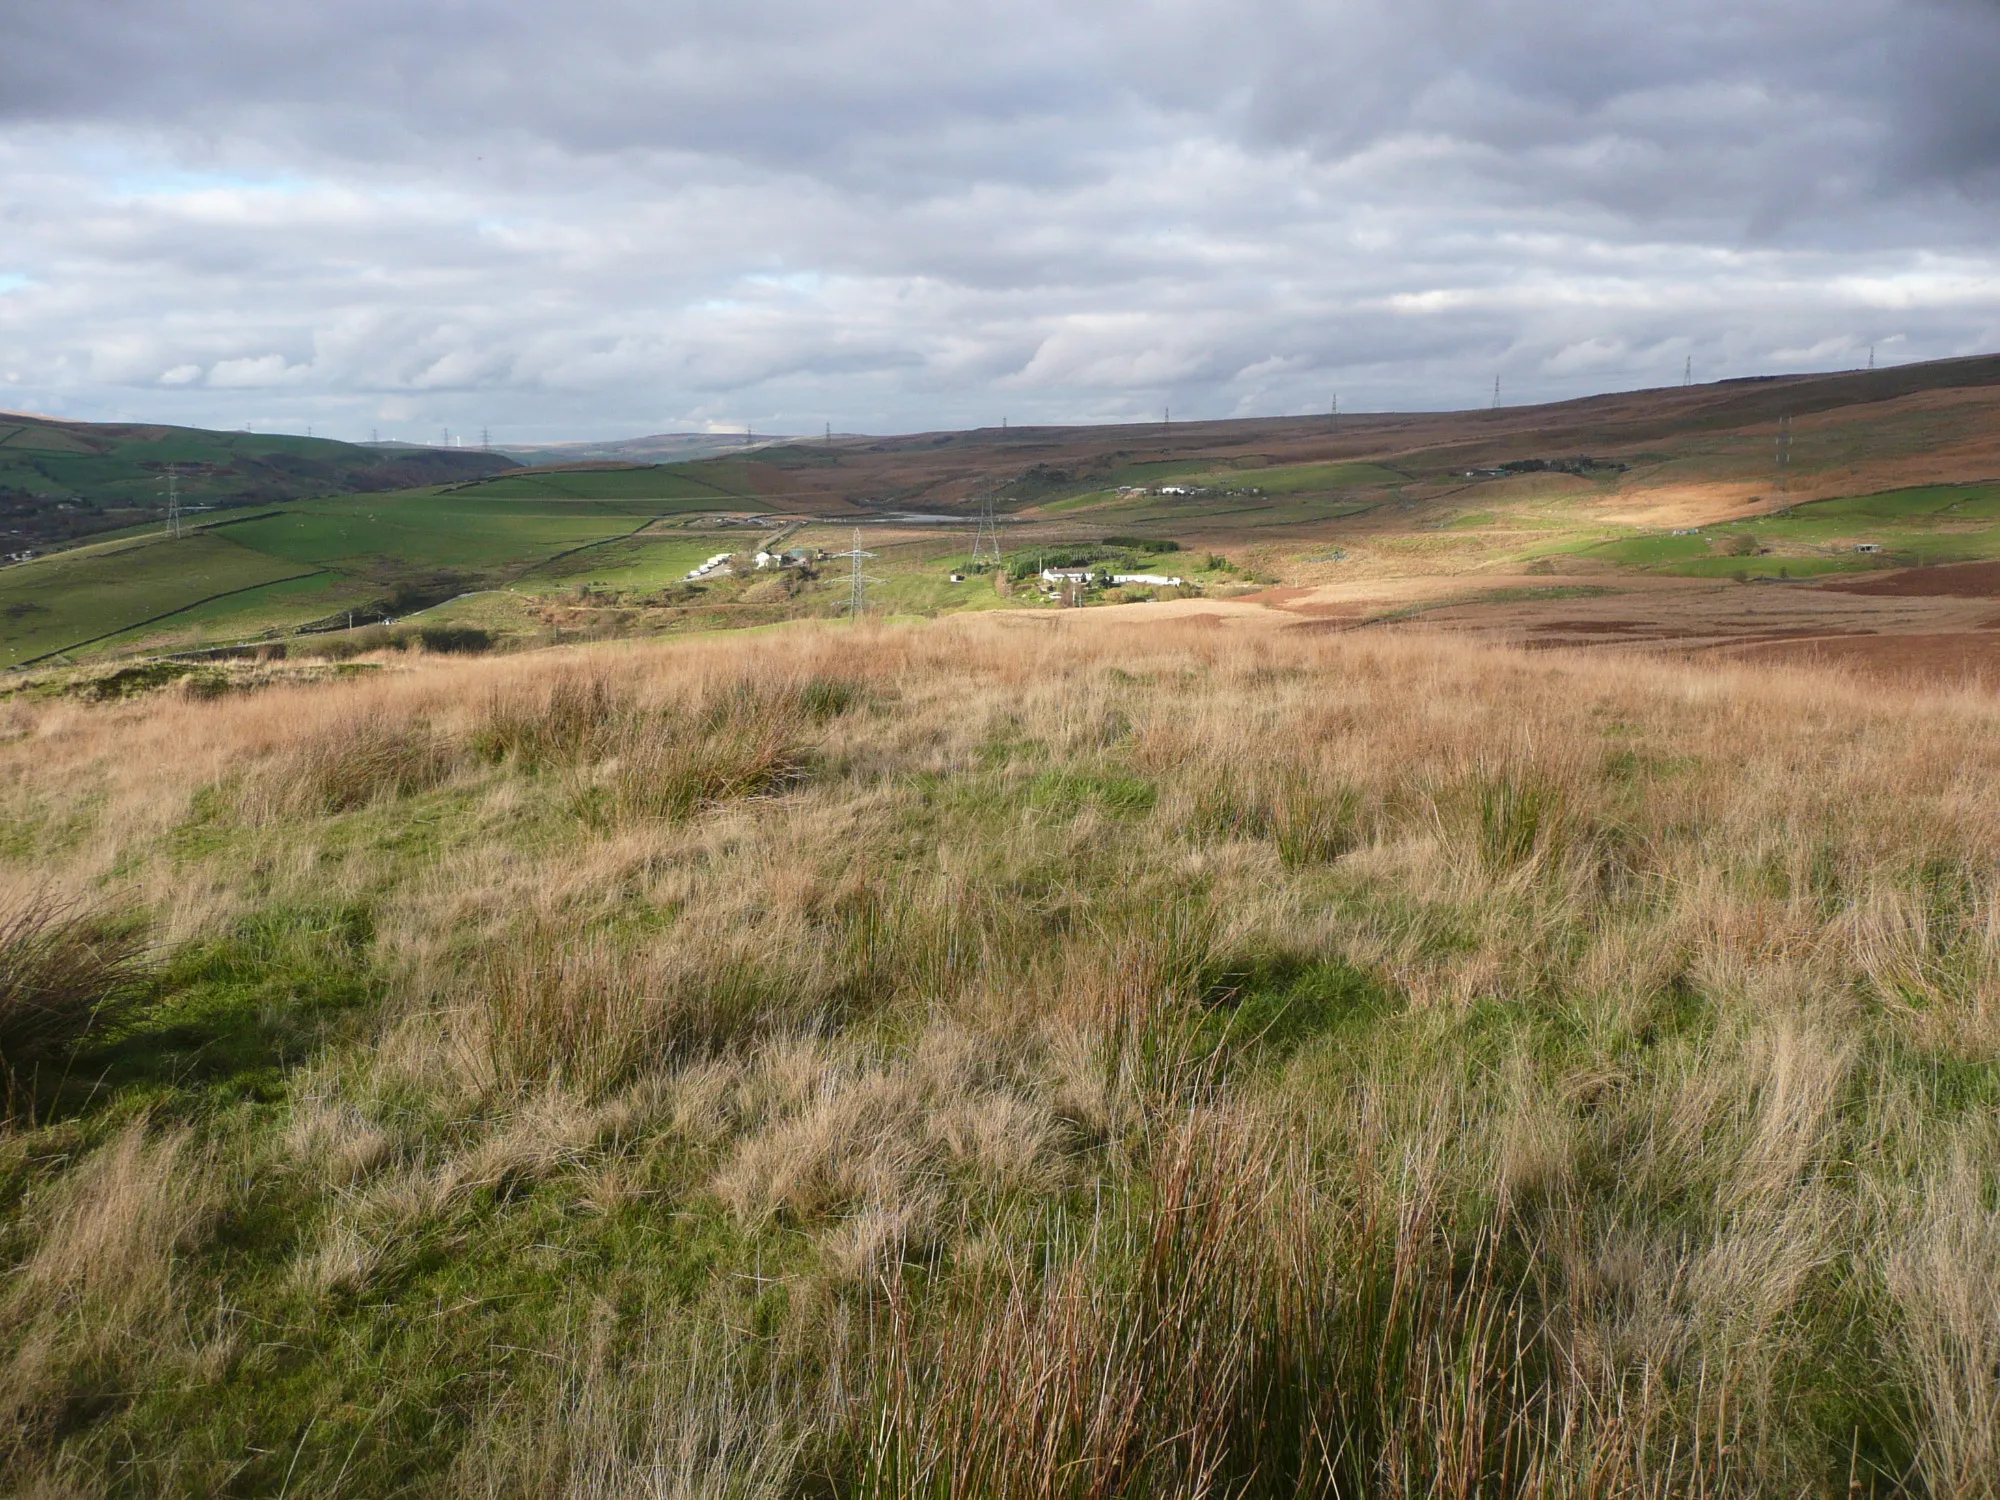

[1,614,1997,1495]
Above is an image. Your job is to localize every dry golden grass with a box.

[4,614,2000,1494]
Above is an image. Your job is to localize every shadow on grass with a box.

[60,903,380,1118]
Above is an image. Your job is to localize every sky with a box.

[3,0,2000,443]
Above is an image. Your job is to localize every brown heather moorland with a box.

[2,614,1999,1496]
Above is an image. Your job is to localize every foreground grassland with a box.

[3,618,2000,1496]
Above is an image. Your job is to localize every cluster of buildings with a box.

[683,547,820,581]
[1039,566,1186,589]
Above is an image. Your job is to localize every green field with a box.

[1195,459,1406,494]
[214,494,652,572]
[0,415,512,552]
[448,466,751,505]
[1539,483,2000,580]
[0,533,324,667]
[0,488,762,666]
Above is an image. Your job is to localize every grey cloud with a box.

[2,1,1999,439]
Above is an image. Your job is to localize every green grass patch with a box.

[0,533,321,667]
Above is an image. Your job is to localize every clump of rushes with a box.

[474,668,626,769]
[0,899,145,1111]
[1267,765,1363,866]
[283,711,460,813]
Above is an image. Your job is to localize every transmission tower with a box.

[1684,356,1692,387]
[830,529,878,617]
[1330,392,1338,430]
[1776,414,1793,506]
[480,427,491,452]
[1492,374,1501,409]
[1868,344,1876,370]
[163,464,183,540]
[971,494,1004,569]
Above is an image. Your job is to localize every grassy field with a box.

[16,355,2000,673]
[0,492,761,666]
[2,617,1999,1495]
[0,415,511,552]
[0,532,326,667]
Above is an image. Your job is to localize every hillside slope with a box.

[11,352,2000,674]
[0,412,518,552]
[1,616,1996,1494]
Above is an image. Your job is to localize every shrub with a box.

[412,625,493,654]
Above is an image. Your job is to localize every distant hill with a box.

[12,351,2000,672]
[493,432,797,465]
[0,413,518,552]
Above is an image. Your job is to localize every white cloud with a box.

[208,353,306,388]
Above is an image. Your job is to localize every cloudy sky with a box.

[3,0,2000,442]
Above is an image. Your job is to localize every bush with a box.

[412,625,493,654]
[0,900,146,1107]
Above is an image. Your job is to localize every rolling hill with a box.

[0,411,518,553]
[12,353,2000,676]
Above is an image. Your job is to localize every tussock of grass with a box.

[5,618,2000,1494]
[266,710,461,814]
[0,899,145,1108]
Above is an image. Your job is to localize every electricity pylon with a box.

[971,495,1004,569]
[830,529,879,617]
[1776,414,1793,510]
[163,464,183,540]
